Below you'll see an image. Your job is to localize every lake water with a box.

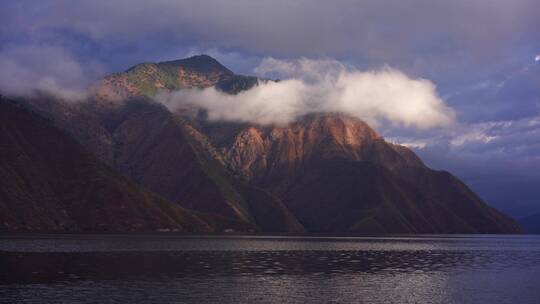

[1,234,539,303]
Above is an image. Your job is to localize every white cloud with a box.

[386,138,427,149]
[450,128,497,147]
[0,44,103,100]
[158,58,456,128]
[390,115,540,158]
[158,78,308,125]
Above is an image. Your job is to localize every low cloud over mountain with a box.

[158,58,455,128]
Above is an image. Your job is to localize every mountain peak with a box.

[96,54,240,100]
[157,54,233,75]
[94,54,262,100]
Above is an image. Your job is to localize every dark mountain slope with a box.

[396,166,523,233]
[0,98,211,232]
[278,160,468,233]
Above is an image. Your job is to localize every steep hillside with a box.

[0,98,211,232]
[26,96,304,233]
[209,114,522,233]
[105,100,303,232]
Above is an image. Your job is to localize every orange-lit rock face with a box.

[222,113,424,178]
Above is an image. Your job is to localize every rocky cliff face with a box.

[10,54,522,234]
[221,113,424,181]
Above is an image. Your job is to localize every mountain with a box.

[0,97,212,232]
[12,54,522,234]
[520,213,540,234]
[94,54,258,100]
[95,99,304,232]
[203,113,522,233]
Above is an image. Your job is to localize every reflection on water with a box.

[1,235,539,303]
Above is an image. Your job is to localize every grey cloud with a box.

[0,44,104,100]
[4,1,539,76]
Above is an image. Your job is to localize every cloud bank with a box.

[3,0,538,84]
[0,44,104,100]
[158,58,455,128]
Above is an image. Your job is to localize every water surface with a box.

[1,234,539,303]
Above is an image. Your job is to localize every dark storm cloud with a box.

[3,0,540,84]
[4,1,540,64]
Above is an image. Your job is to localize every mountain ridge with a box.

[4,54,523,234]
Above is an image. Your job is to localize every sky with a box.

[1,0,539,218]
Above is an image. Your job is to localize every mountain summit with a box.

[156,54,233,75]
[95,54,257,100]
